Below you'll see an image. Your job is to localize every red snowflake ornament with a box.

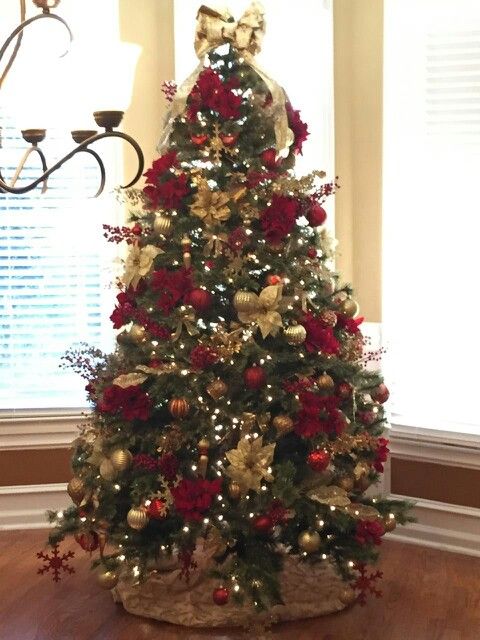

[350,563,383,606]
[37,543,75,582]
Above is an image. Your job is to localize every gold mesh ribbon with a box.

[158,2,293,156]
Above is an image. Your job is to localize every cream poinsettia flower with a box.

[225,436,275,493]
[122,244,162,289]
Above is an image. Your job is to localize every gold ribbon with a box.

[190,186,231,226]
[237,284,290,338]
[158,2,293,156]
[203,231,228,257]
[171,305,200,341]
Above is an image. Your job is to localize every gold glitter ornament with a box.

[319,309,337,328]
[272,414,294,435]
[97,569,119,589]
[110,449,133,472]
[384,513,397,532]
[298,529,321,553]
[67,477,85,505]
[127,506,149,530]
[129,324,147,344]
[317,373,335,392]
[206,378,228,400]
[284,324,307,345]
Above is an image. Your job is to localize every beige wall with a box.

[119,0,174,182]
[334,0,383,323]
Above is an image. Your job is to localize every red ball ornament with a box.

[307,450,331,472]
[243,365,266,390]
[191,133,208,146]
[371,383,389,404]
[74,530,99,552]
[212,586,230,606]
[307,202,327,227]
[337,382,353,400]
[147,498,167,520]
[252,514,273,535]
[266,274,282,285]
[220,132,238,146]
[131,223,142,236]
[357,410,376,425]
[307,247,317,259]
[187,288,212,312]
[261,148,279,169]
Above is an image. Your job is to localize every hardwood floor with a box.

[0,530,478,640]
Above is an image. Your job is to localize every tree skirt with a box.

[112,552,347,627]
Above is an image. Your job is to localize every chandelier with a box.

[0,0,144,197]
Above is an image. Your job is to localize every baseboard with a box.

[388,493,480,558]
[0,483,68,530]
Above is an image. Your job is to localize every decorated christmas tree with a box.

[48,2,411,626]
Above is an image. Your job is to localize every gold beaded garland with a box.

[110,449,133,472]
[127,506,149,530]
[97,569,119,589]
[284,324,307,345]
[67,477,85,505]
[298,529,321,553]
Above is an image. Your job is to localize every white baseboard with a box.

[0,483,68,530]
[388,493,480,558]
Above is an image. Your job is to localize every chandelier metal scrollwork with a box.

[0,0,144,197]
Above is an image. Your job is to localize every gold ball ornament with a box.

[99,458,117,481]
[337,476,355,492]
[97,569,119,590]
[168,397,190,419]
[153,214,172,235]
[317,373,335,393]
[228,481,242,500]
[206,378,228,400]
[67,477,85,505]
[384,513,397,532]
[272,414,294,435]
[110,449,133,472]
[339,298,360,318]
[298,529,321,553]
[127,506,149,530]
[128,324,147,344]
[284,324,307,345]
[339,586,357,606]
[233,290,257,313]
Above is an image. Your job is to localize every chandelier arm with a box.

[77,148,106,198]
[0,13,73,79]
[0,0,27,90]
[0,131,144,196]
[9,145,48,193]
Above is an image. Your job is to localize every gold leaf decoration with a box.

[306,485,351,507]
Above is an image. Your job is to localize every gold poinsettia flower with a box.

[122,244,162,289]
[225,436,275,493]
[237,284,286,338]
[190,186,231,226]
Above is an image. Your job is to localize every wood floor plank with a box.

[0,531,478,640]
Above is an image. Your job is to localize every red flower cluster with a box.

[143,151,189,210]
[302,314,340,354]
[245,169,278,188]
[227,227,249,255]
[190,345,219,370]
[373,437,390,472]
[286,101,309,155]
[282,377,314,393]
[158,452,179,482]
[98,384,151,421]
[134,308,171,341]
[132,453,159,472]
[151,267,193,315]
[110,290,137,329]
[355,519,385,546]
[306,200,327,227]
[171,477,222,522]
[336,313,364,335]
[260,194,300,245]
[187,68,242,120]
[294,391,345,438]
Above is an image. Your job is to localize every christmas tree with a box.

[49,3,411,625]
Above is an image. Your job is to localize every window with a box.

[383,0,480,435]
[0,0,122,413]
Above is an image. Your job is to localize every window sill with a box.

[0,410,90,451]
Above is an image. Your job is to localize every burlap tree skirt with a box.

[112,552,347,627]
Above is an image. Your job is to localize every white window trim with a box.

[0,410,87,451]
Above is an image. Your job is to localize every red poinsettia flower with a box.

[158,452,179,482]
[99,384,151,421]
[144,173,190,211]
[294,391,345,437]
[355,519,385,546]
[301,313,340,354]
[143,151,178,184]
[286,101,309,155]
[190,345,219,370]
[260,194,300,244]
[336,313,364,335]
[187,68,242,120]
[171,477,222,522]
[151,267,193,315]
[373,437,390,472]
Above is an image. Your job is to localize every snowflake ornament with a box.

[37,543,75,582]
[350,563,383,606]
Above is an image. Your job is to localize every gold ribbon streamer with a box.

[171,305,200,341]
[157,2,293,156]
